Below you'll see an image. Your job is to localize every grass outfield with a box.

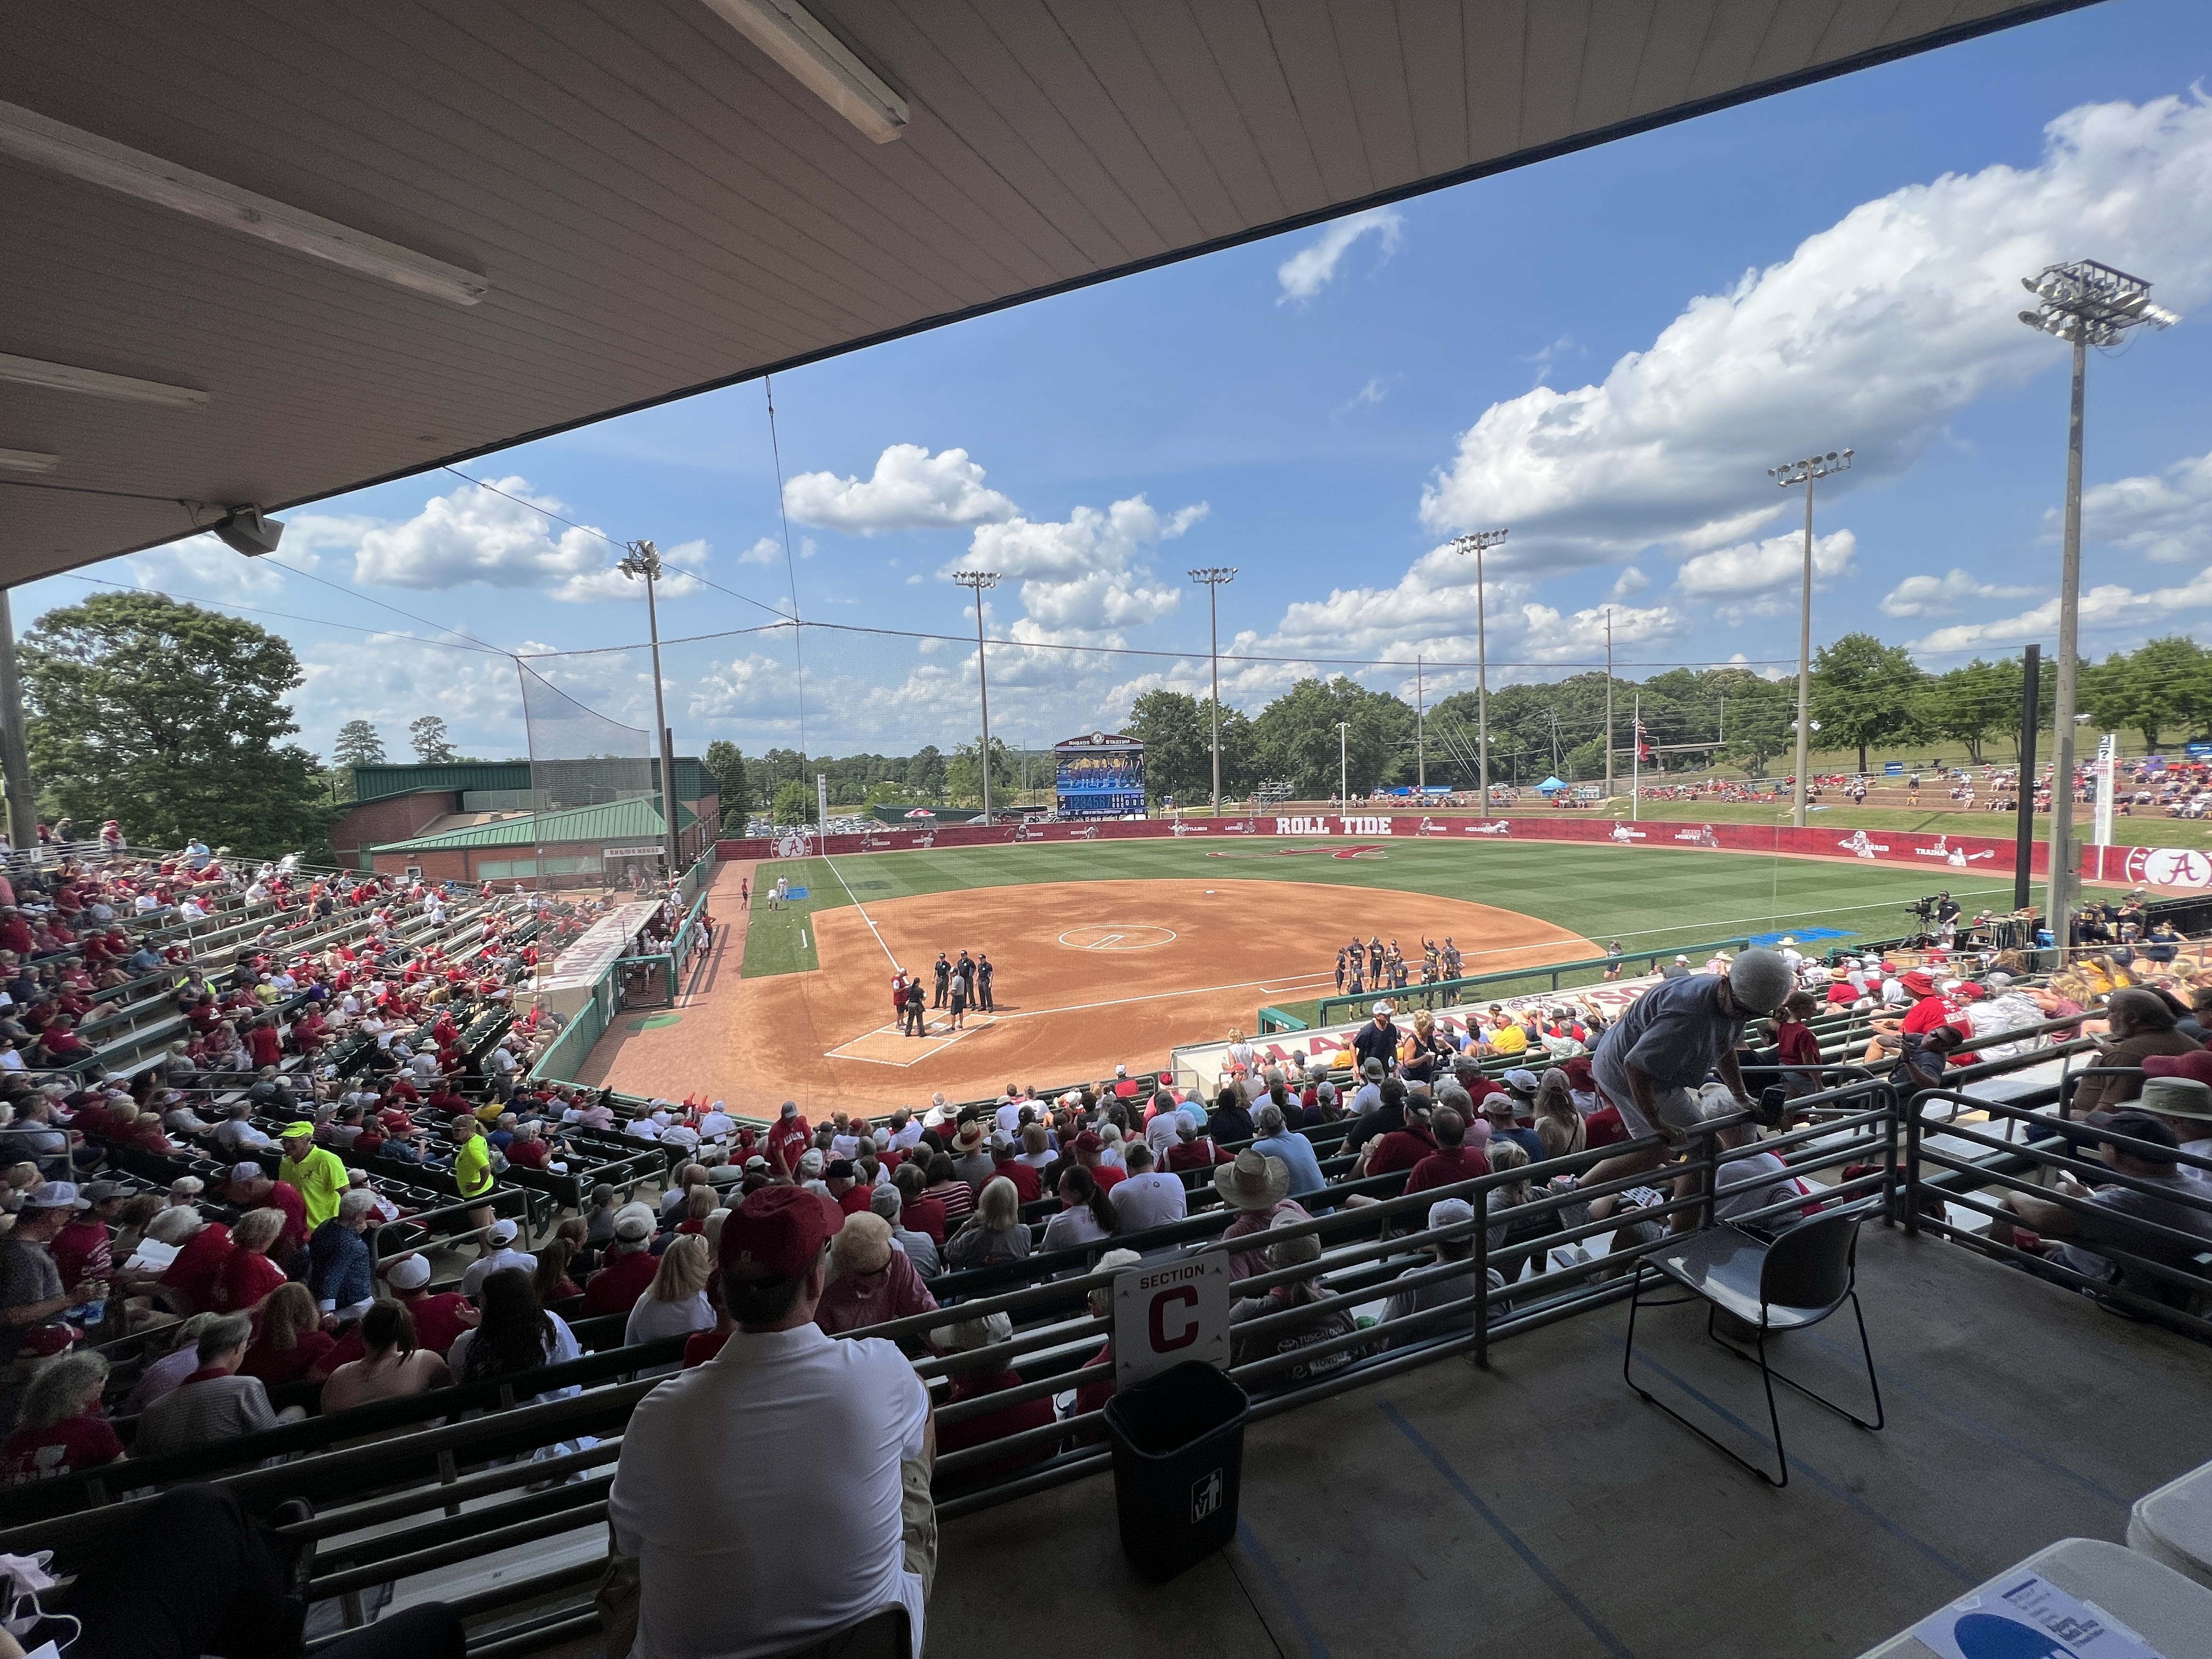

[1577,798,2212,847]
[738,838,2018,1012]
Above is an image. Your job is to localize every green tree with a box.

[770,779,812,825]
[1918,658,2019,766]
[334,719,386,767]
[1252,677,1414,798]
[904,745,945,797]
[944,736,1015,807]
[703,738,749,831]
[2084,636,2209,750]
[1124,690,1207,804]
[1808,633,1924,774]
[409,715,459,764]
[20,591,334,858]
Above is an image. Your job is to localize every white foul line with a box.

[820,854,900,971]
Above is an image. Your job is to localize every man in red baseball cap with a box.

[610,1185,936,1657]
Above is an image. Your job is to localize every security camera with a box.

[211,505,285,557]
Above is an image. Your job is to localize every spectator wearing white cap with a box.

[581,1206,659,1317]
[0,1182,105,1411]
[461,1218,539,1300]
[1382,1198,1501,1347]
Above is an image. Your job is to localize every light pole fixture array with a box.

[2018,259,2177,950]
[1767,449,1850,831]
[1188,566,1237,816]
[1450,527,1508,808]
[949,571,1001,822]
[615,538,682,881]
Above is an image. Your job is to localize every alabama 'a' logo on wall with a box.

[2124,847,2212,890]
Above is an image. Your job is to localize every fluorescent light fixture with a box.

[0,99,488,305]
[0,350,210,408]
[0,448,59,473]
[699,0,909,143]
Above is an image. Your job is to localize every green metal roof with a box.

[368,797,698,854]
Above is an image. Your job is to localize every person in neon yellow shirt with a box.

[276,1122,348,1230]
[450,1114,495,1232]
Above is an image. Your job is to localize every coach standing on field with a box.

[1585,949,1796,1193]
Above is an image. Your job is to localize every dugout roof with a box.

[2,0,2090,581]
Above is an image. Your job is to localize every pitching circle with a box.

[1057,923,1178,951]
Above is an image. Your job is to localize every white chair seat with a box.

[1649,1224,1837,1330]
[2129,1458,2212,1591]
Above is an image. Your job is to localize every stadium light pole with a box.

[617,539,681,882]
[1603,608,1615,801]
[1768,449,1851,831]
[1338,721,1349,814]
[2019,260,2178,951]
[1451,528,1508,809]
[950,571,1001,822]
[1188,567,1237,816]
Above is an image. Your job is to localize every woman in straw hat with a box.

[1213,1150,1310,1282]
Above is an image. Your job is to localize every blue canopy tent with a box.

[1536,777,1567,794]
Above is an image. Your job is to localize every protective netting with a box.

[520,664,656,884]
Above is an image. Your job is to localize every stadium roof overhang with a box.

[0,0,2095,584]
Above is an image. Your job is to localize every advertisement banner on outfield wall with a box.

[719,812,2090,878]
[1167,973,1668,1091]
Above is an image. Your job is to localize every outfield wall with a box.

[717,812,2086,878]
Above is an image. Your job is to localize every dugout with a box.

[1055,731,1147,819]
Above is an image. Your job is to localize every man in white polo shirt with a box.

[610,1185,933,1658]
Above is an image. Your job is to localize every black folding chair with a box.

[1622,1207,1883,1487]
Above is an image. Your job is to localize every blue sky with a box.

[27,0,2212,763]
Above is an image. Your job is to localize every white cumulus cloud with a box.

[783,444,1017,532]
[1908,565,2212,653]
[958,496,1205,646]
[1417,92,2212,574]
[1277,207,1403,302]
[736,537,782,566]
[349,478,699,603]
[1677,529,1858,600]
[2078,449,2212,563]
[1880,567,2040,618]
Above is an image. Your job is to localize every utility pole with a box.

[617,539,682,882]
[1603,608,1615,801]
[1768,449,1852,828]
[950,571,1001,822]
[1338,721,1349,815]
[2019,261,2177,951]
[1451,528,1507,810]
[1188,567,1236,816]
[1414,656,1424,791]
[2014,644,2041,914]
[0,590,37,856]
[1631,692,1641,822]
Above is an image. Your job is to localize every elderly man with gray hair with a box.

[136,1314,291,1455]
[2073,988,2203,1118]
[870,1183,940,1278]
[308,1188,381,1319]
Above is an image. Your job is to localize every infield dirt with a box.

[579,873,1589,1118]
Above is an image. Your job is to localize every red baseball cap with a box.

[719,1185,840,1280]
[2144,1051,2212,1088]
[1073,1131,1103,1153]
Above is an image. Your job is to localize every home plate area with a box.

[825,1014,999,1068]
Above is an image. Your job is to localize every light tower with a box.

[1188,567,1237,816]
[949,571,1001,821]
[1449,528,1508,808]
[1767,449,1851,830]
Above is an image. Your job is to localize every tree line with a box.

[18,592,2207,856]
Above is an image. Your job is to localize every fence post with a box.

[1694,1124,1717,1233]
[1472,1184,1490,1371]
[1881,1085,1900,1228]
[1903,1092,1923,1238]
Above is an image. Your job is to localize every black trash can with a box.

[1102,1361,1250,1582]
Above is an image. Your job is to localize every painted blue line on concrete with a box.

[1234,1517,1334,1658]
[1802,1331,2129,1510]
[1622,1343,1977,1584]
[1381,1402,1638,1659]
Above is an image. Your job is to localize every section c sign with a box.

[1113,1250,1231,1389]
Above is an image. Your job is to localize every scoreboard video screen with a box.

[1054,732,1146,818]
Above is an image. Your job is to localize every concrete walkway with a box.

[927,1226,2212,1657]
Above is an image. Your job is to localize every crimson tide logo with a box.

[2125,847,2212,889]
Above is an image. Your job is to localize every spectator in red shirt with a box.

[935,1310,1053,1478]
[1165,1117,1232,1174]
[824,1161,874,1217]
[813,1213,938,1336]
[989,1137,1042,1204]
[764,1101,810,1180]
[1404,1109,1491,1200]
[238,1282,335,1386]
[157,1213,233,1316]
[1361,1094,1439,1181]
[209,1208,289,1314]
[0,1351,122,1483]
[244,1018,283,1070]
[1772,991,1826,1101]
[51,1180,127,1289]
[1072,1132,1124,1194]
[892,1164,946,1248]
[223,1166,308,1262]
[919,1153,977,1232]
[1212,1150,1311,1282]
[580,1210,660,1317]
